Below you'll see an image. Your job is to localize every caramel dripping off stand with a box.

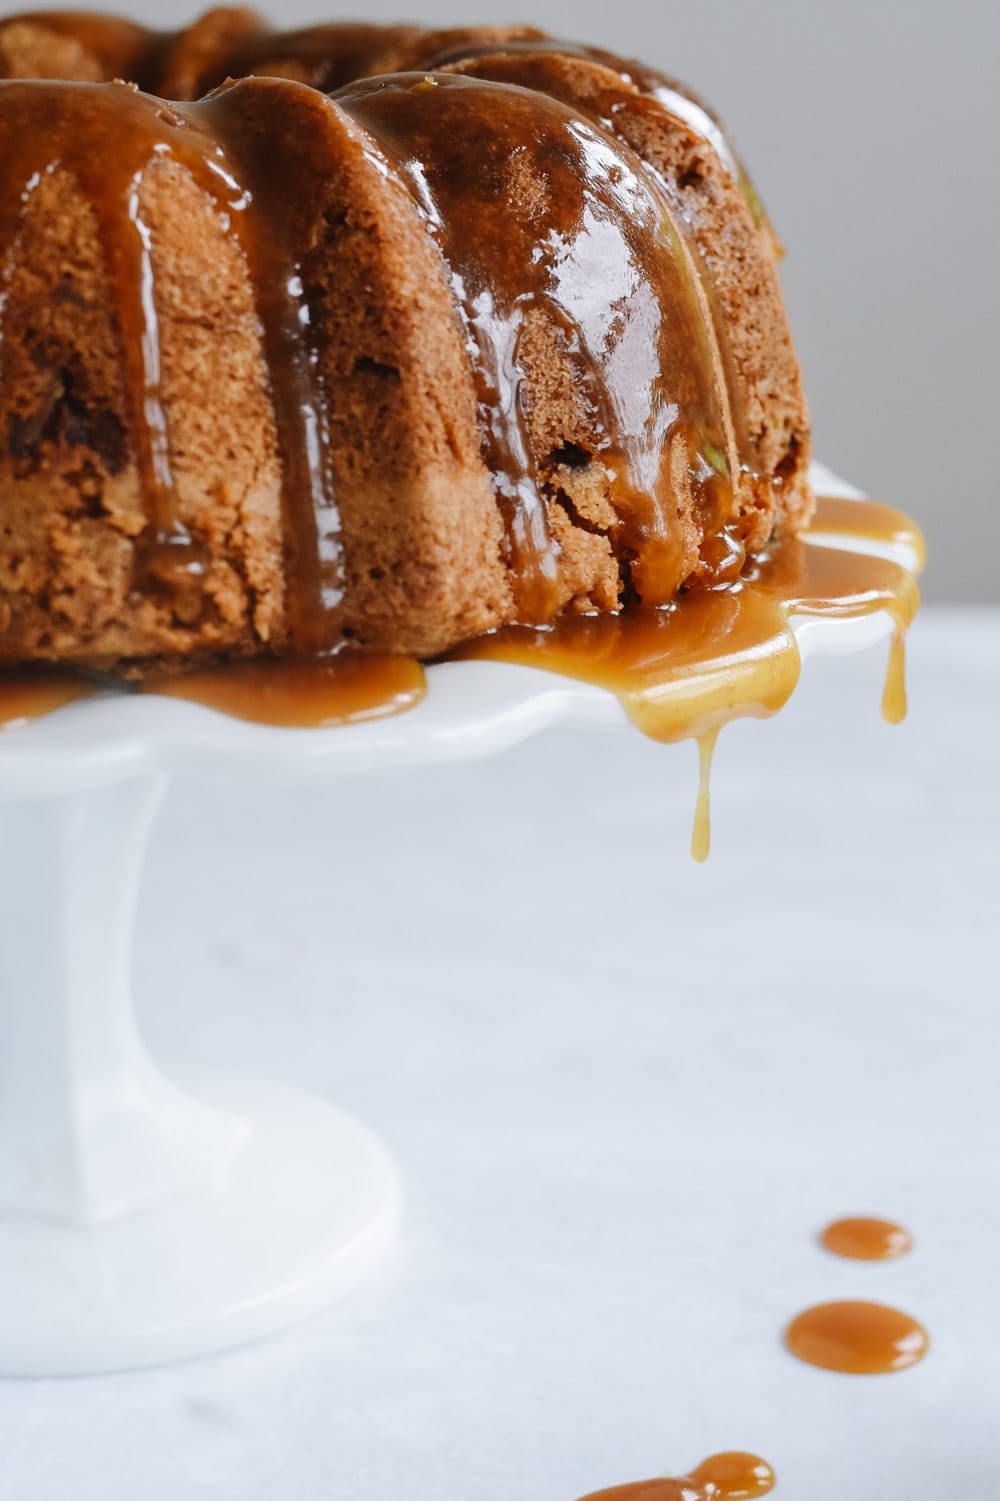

[0,465,921,1375]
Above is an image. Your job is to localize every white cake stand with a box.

[0,465,920,1376]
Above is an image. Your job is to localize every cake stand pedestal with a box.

[0,465,920,1376]
[0,771,399,1374]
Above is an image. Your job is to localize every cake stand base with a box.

[0,1076,399,1376]
[0,776,399,1376]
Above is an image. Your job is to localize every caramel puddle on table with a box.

[451,495,923,856]
[142,652,426,728]
[786,1299,929,1374]
[0,667,101,730]
[577,1451,775,1500]
[820,1216,913,1261]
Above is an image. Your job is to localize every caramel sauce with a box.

[800,494,925,725]
[337,72,735,618]
[0,79,344,650]
[448,495,920,853]
[0,489,921,832]
[141,651,425,728]
[786,1300,929,1375]
[805,496,929,570]
[0,65,751,649]
[692,727,719,863]
[578,1452,775,1501]
[881,630,906,725]
[579,48,767,230]
[195,81,346,650]
[0,667,100,730]
[450,497,920,742]
[433,45,762,468]
[820,1217,913,1261]
[375,35,759,226]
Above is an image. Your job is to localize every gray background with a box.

[104,0,1000,599]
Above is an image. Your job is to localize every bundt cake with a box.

[0,10,812,672]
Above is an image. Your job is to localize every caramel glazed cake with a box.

[0,7,815,677]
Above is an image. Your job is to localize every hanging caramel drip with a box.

[141,650,425,727]
[337,72,734,619]
[0,79,343,650]
[691,727,719,863]
[193,81,346,650]
[0,667,100,729]
[448,496,922,742]
[793,494,926,726]
[820,1217,913,1262]
[786,1300,929,1375]
[0,87,184,572]
[577,1452,775,1501]
[880,631,906,725]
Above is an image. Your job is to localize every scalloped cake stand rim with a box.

[0,462,916,798]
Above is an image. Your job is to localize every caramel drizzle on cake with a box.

[0,67,750,648]
[0,14,821,670]
[0,79,344,651]
[338,72,737,618]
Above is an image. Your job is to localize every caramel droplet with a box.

[688,1452,776,1498]
[820,1216,913,1262]
[576,1453,775,1501]
[786,1299,928,1374]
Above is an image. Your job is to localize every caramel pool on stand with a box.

[452,494,924,855]
[142,652,427,727]
[1,496,924,859]
[0,668,100,730]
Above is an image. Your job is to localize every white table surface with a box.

[1,605,997,1501]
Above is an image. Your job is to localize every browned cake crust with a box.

[438,46,812,548]
[0,10,814,674]
[0,10,149,81]
[0,145,284,667]
[0,79,517,667]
